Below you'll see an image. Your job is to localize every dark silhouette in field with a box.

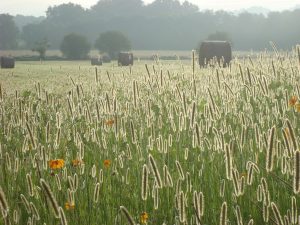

[1,56,15,68]
[118,52,134,66]
[198,41,232,67]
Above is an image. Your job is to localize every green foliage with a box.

[94,31,131,59]
[0,14,19,49]
[60,33,91,59]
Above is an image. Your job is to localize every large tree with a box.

[0,14,19,50]
[60,33,91,59]
[95,31,131,59]
[32,38,50,59]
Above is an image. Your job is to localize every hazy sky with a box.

[1,0,300,16]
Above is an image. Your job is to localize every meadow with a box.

[0,49,300,225]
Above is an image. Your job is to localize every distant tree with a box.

[95,31,131,59]
[91,0,144,18]
[32,38,50,59]
[60,33,91,59]
[206,31,232,43]
[0,14,19,49]
[46,3,87,23]
[22,23,46,48]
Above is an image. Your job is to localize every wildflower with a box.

[65,202,75,210]
[49,159,65,170]
[289,96,297,106]
[104,159,111,168]
[72,159,83,167]
[240,172,247,178]
[296,103,300,112]
[140,212,149,224]
[105,119,114,126]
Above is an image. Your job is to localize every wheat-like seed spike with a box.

[59,207,68,225]
[93,183,100,203]
[141,164,148,201]
[179,191,186,223]
[120,206,136,225]
[266,126,276,172]
[286,119,297,152]
[40,179,60,218]
[294,151,300,194]
[232,169,240,196]
[30,202,40,221]
[193,191,201,220]
[235,205,243,225]
[0,185,9,213]
[55,174,61,191]
[282,128,292,157]
[263,204,269,222]
[292,196,297,224]
[175,160,185,180]
[26,173,34,197]
[225,144,232,180]
[220,202,227,225]
[26,122,36,149]
[20,194,31,214]
[271,202,284,225]
[149,154,162,188]
[247,165,254,185]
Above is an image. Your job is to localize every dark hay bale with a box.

[118,52,133,66]
[91,57,102,66]
[1,57,15,69]
[199,41,232,67]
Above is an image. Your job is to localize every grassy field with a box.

[0,50,193,59]
[0,51,300,225]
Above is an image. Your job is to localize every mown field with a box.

[0,50,300,225]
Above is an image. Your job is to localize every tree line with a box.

[0,0,300,51]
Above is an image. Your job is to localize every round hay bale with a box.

[91,57,102,66]
[118,52,133,66]
[1,56,15,69]
[199,41,232,68]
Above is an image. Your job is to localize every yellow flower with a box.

[140,212,149,224]
[104,159,111,168]
[240,172,247,178]
[105,119,114,126]
[289,96,297,106]
[72,159,83,167]
[49,159,65,169]
[65,202,75,210]
[296,103,300,112]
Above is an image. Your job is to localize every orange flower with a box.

[296,103,300,112]
[105,119,114,126]
[104,159,111,168]
[65,202,75,210]
[72,159,83,167]
[49,159,65,169]
[289,96,297,106]
[140,212,149,224]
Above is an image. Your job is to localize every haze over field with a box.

[1,0,300,52]
[1,0,300,16]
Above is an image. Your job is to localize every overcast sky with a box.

[0,0,299,16]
